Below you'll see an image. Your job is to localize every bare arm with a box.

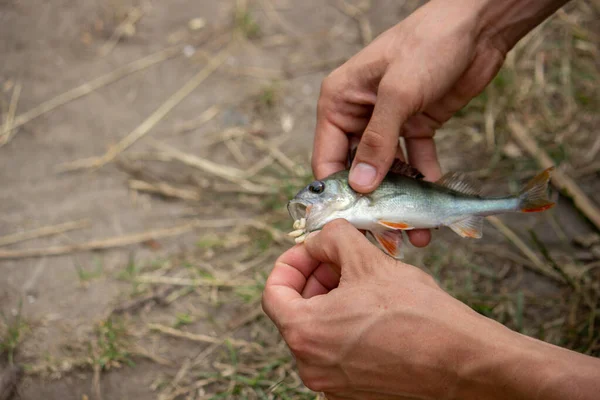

[262,220,600,399]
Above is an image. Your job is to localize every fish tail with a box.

[518,167,555,213]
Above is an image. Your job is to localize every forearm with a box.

[456,317,600,400]
[477,0,572,53]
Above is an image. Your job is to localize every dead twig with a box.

[0,46,183,141]
[135,275,252,288]
[585,135,600,164]
[147,323,259,349]
[0,219,91,247]
[172,105,220,135]
[247,134,305,176]
[0,365,22,400]
[0,82,22,147]
[284,57,348,78]
[111,286,177,315]
[508,115,600,231]
[128,180,201,201]
[332,0,373,45]
[148,140,274,194]
[129,344,173,367]
[57,42,233,172]
[486,216,563,282]
[572,161,600,178]
[258,0,302,38]
[0,219,240,260]
[158,378,218,400]
[99,8,144,57]
[92,353,102,400]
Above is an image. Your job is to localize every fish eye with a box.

[308,181,325,194]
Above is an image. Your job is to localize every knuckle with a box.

[360,127,390,152]
[322,219,348,237]
[297,365,345,393]
[303,375,334,393]
[320,73,337,95]
[379,80,403,99]
[282,324,312,359]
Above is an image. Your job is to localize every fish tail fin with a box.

[518,167,555,213]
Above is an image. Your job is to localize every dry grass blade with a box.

[572,161,600,178]
[149,140,274,194]
[0,219,91,247]
[286,57,348,78]
[508,115,600,231]
[57,43,233,172]
[486,216,563,282]
[259,0,302,37]
[585,135,600,163]
[333,0,373,45]
[248,134,305,176]
[148,323,259,348]
[158,378,218,400]
[99,7,144,56]
[0,46,182,141]
[135,275,252,288]
[0,82,22,147]
[0,219,240,259]
[129,179,201,201]
[172,105,220,135]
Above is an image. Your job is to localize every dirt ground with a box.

[1,0,599,399]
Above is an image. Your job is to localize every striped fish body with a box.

[287,165,555,259]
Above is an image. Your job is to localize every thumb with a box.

[304,219,387,280]
[349,68,420,193]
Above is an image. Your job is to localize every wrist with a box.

[476,0,571,53]
[456,316,600,400]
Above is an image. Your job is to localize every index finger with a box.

[311,116,349,180]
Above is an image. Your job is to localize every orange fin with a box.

[518,167,555,213]
[377,220,414,230]
[370,229,404,259]
[448,216,483,239]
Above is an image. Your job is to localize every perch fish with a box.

[287,161,555,259]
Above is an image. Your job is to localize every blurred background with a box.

[0,0,599,399]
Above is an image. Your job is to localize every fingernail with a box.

[350,163,376,187]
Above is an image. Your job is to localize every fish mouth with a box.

[287,200,313,243]
[287,200,311,221]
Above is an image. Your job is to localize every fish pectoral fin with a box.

[377,220,414,230]
[448,216,484,239]
[370,229,404,259]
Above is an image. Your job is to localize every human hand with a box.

[262,219,497,399]
[262,219,600,400]
[312,0,570,248]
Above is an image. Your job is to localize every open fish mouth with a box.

[287,200,312,243]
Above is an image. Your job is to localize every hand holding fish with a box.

[263,220,600,399]
[312,0,568,248]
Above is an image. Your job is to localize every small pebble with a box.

[188,18,206,31]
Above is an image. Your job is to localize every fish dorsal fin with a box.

[347,147,424,180]
[389,159,425,180]
[449,216,484,239]
[435,172,481,196]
